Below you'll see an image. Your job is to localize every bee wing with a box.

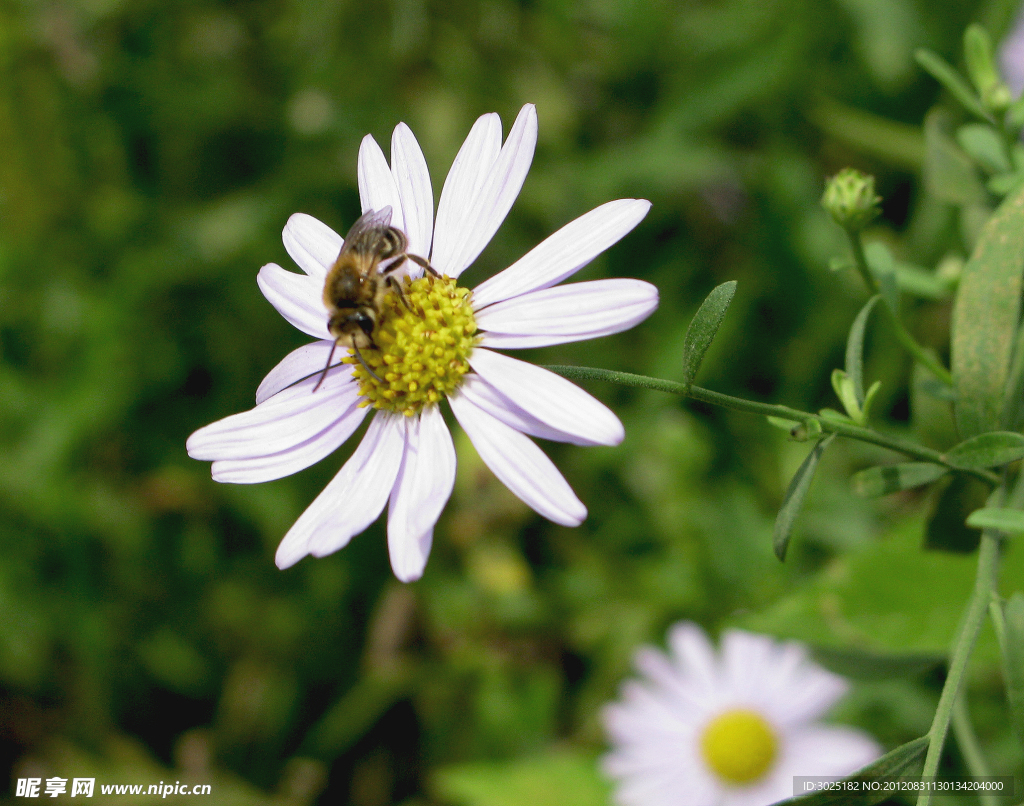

[342,206,394,245]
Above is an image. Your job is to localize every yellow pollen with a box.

[347,274,477,416]
[699,708,778,785]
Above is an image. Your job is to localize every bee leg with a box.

[312,340,338,393]
[352,341,384,383]
[385,274,416,313]
[407,253,439,277]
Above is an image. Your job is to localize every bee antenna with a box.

[313,341,338,393]
[352,342,384,383]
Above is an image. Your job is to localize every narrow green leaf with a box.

[863,243,900,314]
[964,25,1000,98]
[943,431,1024,469]
[956,123,1011,174]
[923,109,987,206]
[998,593,1024,747]
[811,646,944,681]
[987,171,1024,197]
[774,434,835,562]
[680,281,737,388]
[1001,320,1024,431]
[846,296,880,406]
[779,736,928,806]
[952,183,1024,437]
[894,262,955,300]
[851,462,948,498]
[925,475,988,553]
[915,48,991,121]
[966,507,1024,533]
[1009,97,1024,132]
[433,752,610,806]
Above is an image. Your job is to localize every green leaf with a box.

[679,281,737,388]
[956,123,1011,174]
[943,431,1024,469]
[851,462,948,498]
[1001,321,1024,431]
[994,593,1024,747]
[965,507,1024,533]
[863,243,900,314]
[925,475,987,553]
[964,25,1000,98]
[923,109,987,206]
[810,646,944,681]
[740,516,1024,662]
[987,171,1024,197]
[893,262,955,300]
[780,737,928,806]
[952,183,1024,437]
[846,296,880,406]
[432,751,610,806]
[773,434,835,562]
[915,48,991,121]
[809,100,924,171]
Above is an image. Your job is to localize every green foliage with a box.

[993,593,1024,748]
[943,431,1024,468]
[951,185,1024,436]
[850,462,948,497]
[433,752,610,806]
[679,280,736,389]
[741,518,1024,663]
[0,0,1020,802]
[773,434,835,561]
[778,736,928,806]
[966,507,1024,532]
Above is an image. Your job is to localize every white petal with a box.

[275,412,406,569]
[440,104,538,279]
[468,348,624,446]
[358,134,405,232]
[187,368,359,461]
[666,622,721,698]
[779,726,881,777]
[386,405,455,582]
[211,403,368,483]
[449,390,586,526]
[458,373,605,446]
[257,263,330,340]
[391,123,434,262]
[256,340,341,404]
[475,278,659,348]
[282,213,343,280]
[472,198,652,309]
[431,112,502,274]
[720,629,777,699]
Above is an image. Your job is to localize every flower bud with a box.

[821,168,882,232]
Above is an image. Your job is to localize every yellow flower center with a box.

[349,274,477,416]
[699,708,778,785]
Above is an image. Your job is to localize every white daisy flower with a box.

[187,104,658,582]
[602,623,881,806]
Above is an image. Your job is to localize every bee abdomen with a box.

[377,227,407,259]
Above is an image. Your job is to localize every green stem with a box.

[950,694,1001,806]
[916,530,1002,806]
[545,365,999,484]
[845,229,955,387]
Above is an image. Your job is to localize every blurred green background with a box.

[2,0,1023,803]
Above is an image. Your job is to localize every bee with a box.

[314,206,434,391]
